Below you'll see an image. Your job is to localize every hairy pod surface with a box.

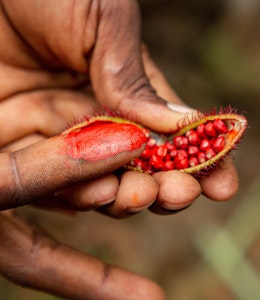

[62,107,248,177]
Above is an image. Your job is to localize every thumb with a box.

[90,0,186,132]
[0,122,146,210]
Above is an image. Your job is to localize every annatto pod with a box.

[63,107,248,177]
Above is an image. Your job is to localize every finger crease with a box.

[10,153,24,198]
[99,263,111,295]
[102,263,111,282]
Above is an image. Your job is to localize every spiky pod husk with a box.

[63,107,248,177]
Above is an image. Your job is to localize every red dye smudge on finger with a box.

[64,122,147,161]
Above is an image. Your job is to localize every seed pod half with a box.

[63,107,248,177]
[126,107,248,176]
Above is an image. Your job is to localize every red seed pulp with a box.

[128,116,246,175]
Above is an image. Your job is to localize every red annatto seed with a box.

[150,155,163,170]
[204,121,217,137]
[169,149,178,158]
[173,136,188,149]
[213,118,228,134]
[162,160,175,171]
[133,158,144,170]
[185,130,192,137]
[205,147,216,159]
[140,148,153,159]
[174,150,189,169]
[189,157,199,167]
[156,145,168,157]
[165,141,176,151]
[143,166,150,173]
[200,139,211,151]
[197,123,206,138]
[146,138,157,148]
[129,158,136,166]
[187,145,199,156]
[186,130,201,145]
[198,152,206,163]
[177,149,188,158]
[211,136,226,153]
[165,154,171,161]
[174,155,189,169]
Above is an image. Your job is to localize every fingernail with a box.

[166,102,194,113]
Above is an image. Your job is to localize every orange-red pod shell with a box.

[62,107,248,177]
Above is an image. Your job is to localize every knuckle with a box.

[0,220,59,288]
[0,152,24,210]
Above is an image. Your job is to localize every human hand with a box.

[0,0,239,298]
[0,105,158,298]
[0,0,238,211]
[0,209,165,300]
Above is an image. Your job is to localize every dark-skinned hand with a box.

[0,1,239,299]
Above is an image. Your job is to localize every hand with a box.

[0,209,165,300]
[0,0,239,299]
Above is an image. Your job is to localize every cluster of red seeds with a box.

[130,118,229,174]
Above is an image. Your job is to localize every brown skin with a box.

[0,0,239,299]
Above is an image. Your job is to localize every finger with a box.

[150,171,201,214]
[199,156,239,201]
[54,174,120,211]
[1,134,77,214]
[0,89,99,146]
[0,121,146,210]
[1,134,75,214]
[141,44,185,105]
[36,171,157,217]
[3,0,189,133]
[1,133,46,152]
[2,134,120,213]
[1,132,157,216]
[0,212,165,300]
[142,45,199,115]
[34,172,156,216]
[89,0,188,133]
[99,171,158,218]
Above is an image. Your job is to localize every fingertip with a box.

[101,171,158,218]
[199,157,239,201]
[152,170,202,211]
[103,266,166,300]
[128,277,166,300]
[119,171,158,214]
[63,122,147,162]
[122,171,158,213]
[142,280,166,300]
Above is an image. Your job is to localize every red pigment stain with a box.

[131,192,139,206]
[64,123,147,161]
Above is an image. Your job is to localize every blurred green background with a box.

[1,0,260,299]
